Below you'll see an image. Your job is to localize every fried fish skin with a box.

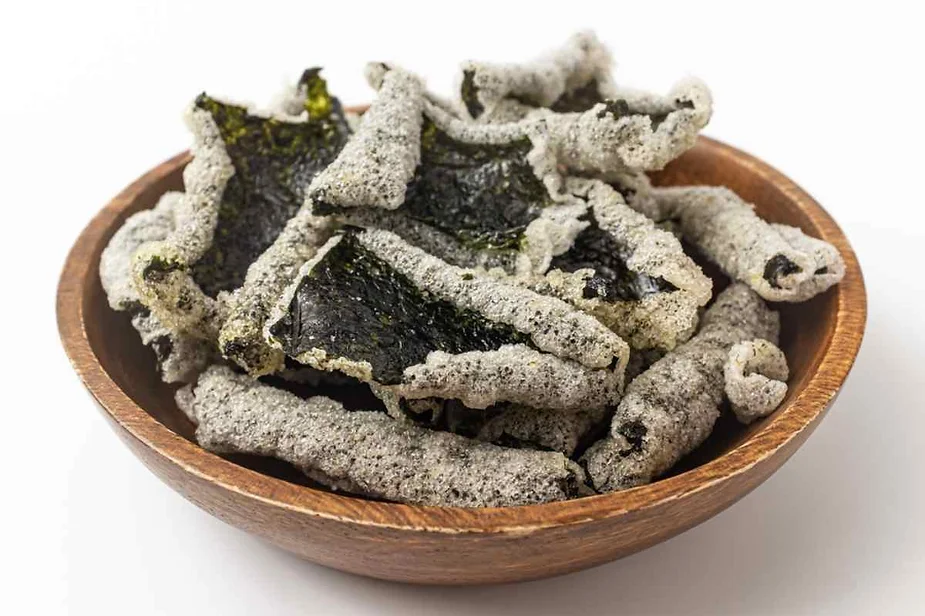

[459,30,616,121]
[265,228,628,412]
[180,365,588,508]
[652,186,845,302]
[99,191,213,383]
[724,338,789,424]
[583,283,780,492]
[132,70,351,340]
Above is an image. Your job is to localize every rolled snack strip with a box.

[540,77,712,173]
[652,186,846,301]
[314,69,586,277]
[459,30,616,121]
[132,69,352,339]
[724,338,789,424]
[583,283,780,492]
[266,228,628,412]
[217,209,335,376]
[99,191,213,382]
[180,365,588,507]
[528,179,712,351]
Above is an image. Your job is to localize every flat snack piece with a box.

[266,228,628,412]
[460,30,616,121]
[99,192,213,382]
[131,69,352,339]
[724,338,789,424]
[528,179,712,351]
[181,365,588,507]
[315,68,585,276]
[583,283,780,492]
[540,77,712,174]
[652,186,846,301]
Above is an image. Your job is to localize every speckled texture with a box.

[352,229,629,370]
[653,186,846,301]
[309,68,424,211]
[541,78,712,173]
[459,30,616,121]
[181,365,588,507]
[527,179,711,351]
[583,283,780,492]
[99,191,214,382]
[724,338,789,424]
[218,209,335,376]
[266,230,628,411]
[398,344,622,410]
[478,404,609,456]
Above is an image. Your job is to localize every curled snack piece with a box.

[724,339,789,424]
[266,228,628,411]
[99,192,213,382]
[477,405,609,456]
[218,209,335,375]
[541,77,712,173]
[529,179,711,351]
[309,68,424,211]
[583,284,780,492]
[317,73,584,275]
[182,365,588,507]
[460,30,616,121]
[652,186,845,301]
[132,69,351,338]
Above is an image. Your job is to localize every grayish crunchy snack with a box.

[541,77,713,173]
[477,405,609,456]
[131,70,351,340]
[99,191,213,382]
[460,30,616,121]
[528,179,711,351]
[266,228,628,412]
[217,209,335,375]
[724,338,789,424]
[583,283,780,492]
[181,365,588,507]
[308,68,424,211]
[652,186,846,301]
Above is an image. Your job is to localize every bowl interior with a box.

[82,139,839,492]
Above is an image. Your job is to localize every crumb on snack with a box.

[181,365,589,507]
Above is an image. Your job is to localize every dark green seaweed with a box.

[550,214,677,302]
[763,254,803,289]
[269,230,531,384]
[190,70,351,297]
[460,69,484,119]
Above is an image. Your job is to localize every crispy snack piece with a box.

[652,186,846,301]
[724,338,789,424]
[132,69,351,339]
[309,68,424,212]
[217,209,335,375]
[526,179,711,351]
[477,405,610,456]
[99,192,213,382]
[459,30,616,121]
[583,284,780,492]
[266,228,628,412]
[315,68,584,275]
[541,77,713,173]
[180,365,588,507]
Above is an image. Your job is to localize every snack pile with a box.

[101,32,845,507]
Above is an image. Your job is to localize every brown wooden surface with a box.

[56,136,866,585]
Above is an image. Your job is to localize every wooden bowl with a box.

[57,135,865,585]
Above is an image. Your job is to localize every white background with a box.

[2,1,923,614]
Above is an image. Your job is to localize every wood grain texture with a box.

[56,136,866,585]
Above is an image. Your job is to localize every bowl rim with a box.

[57,136,866,534]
